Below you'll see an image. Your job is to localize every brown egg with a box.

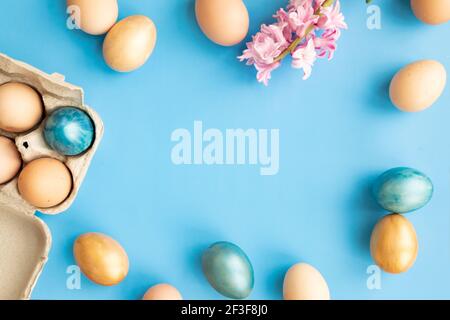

[411,0,450,25]
[103,15,157,72]
[74,233,129,286]
[18,158,72,208]
[0,82,43,133]
[0,136,22,184]
[143,284,183,300]
[370,214,418,274]
[283,263,330,300]
[67,0,119,35]
[389,60,447,112]
[195,0,249,46]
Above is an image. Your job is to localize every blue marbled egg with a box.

[202,241,254,299]
[373,167,433,213]
[44,107,94,156]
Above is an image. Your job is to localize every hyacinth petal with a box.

[291,39,316,80]
[256,62,281,86]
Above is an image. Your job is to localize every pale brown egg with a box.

[411,0,450,25]
[18,158,72,208]
[103,15,157,72]
[389,60,447,112]
[74,232,129,286]
[0,136,22,184]
[370,214,418,274]
[67,0,119,35]
[0,82,43,133]
[142,284,183,300]
[283,263,330,300]
[195,0,249,46]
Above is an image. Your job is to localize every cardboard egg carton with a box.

[0,53,104,299]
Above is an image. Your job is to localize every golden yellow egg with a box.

[103,15,157,72]
[195,0,249,46]
[411,0,450,25]
[67,0,119,35]
[74,232,129,286]
[370,214,418,274]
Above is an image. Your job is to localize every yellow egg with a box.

[195,0,249,46]
[370,214,418,274]
[74,233,129,286]
[103,15,157,72]
[18,158,72,208]
[283,263,330,300]
[389,60,447,112]
[67,0,119,35]
[411,0,450,25]
[0,82,43,133]
[142,284,183,300]
[0,136,22,184]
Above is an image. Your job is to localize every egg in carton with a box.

[0,53,104,299]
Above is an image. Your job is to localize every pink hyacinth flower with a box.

[238,0,347,85]
[291,39,317,80]
[314,29,338,59]
[238,23,289,85]
[321,0,348,30]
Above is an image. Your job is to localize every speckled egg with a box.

[389,60,446,112]
[202,241,254,299]
[373,167,433,213]
[44,107,94,156]
[18,158,72,208]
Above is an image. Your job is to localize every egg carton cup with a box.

[0,53,104,299]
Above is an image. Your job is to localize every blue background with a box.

[1,0,449,300]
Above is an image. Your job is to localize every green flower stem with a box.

[274,0,336,63]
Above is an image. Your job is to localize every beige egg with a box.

[74,233,129,286]
[370,214,418,274]
[0,136,22,184]
[18,158,72,208]
[195,0,249,46]
[142,284,183,300]
[411,0,450,25]
[67,0,119,35]
[103,15,157,72]
[283,263,330,300]
[0,82,43,133]
[389,60,447,112]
